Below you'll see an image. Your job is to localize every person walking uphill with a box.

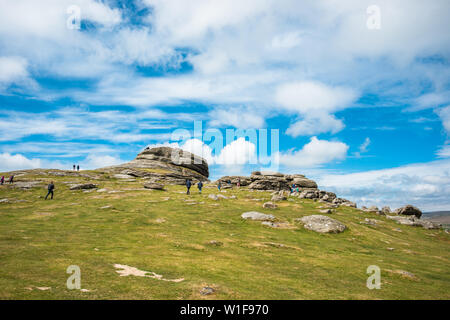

[186,179,192,195]
[45,181,55,200]
[197,181,203,194]
[9,175,14,184]
[0,176,4,185]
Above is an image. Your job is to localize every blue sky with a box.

[0,0,450,211]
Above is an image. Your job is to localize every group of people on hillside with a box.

[0,175,14,185]
[185,179,203,194]
[291,183,300,193]
[73,165,80,171]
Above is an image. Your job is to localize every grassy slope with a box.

[0,170,449,300]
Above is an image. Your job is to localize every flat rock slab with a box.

[70,183,98,190]
[113,174,135,179]
[241,211,275,221]
[143,183,165,190]
[386,215,440,229]
[296,215,346,233]
[263,202,277,209]
[113,264,184,282]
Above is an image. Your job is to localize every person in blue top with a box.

[186,179,192,195]
[217,181,222,191]
[197,181,203,193]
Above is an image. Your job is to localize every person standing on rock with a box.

[197,181,203,194]
[237,179,240,188]
[45,181,55,200]
[0,176,4,185]
[73,164,76,170]
[9,175,14,184]
[77,165,80,171]
[186,179,192,195]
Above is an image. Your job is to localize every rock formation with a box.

[218,172,357,207]
[99,146,209,185]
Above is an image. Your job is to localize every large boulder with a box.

[296,215,347,233]
[396,205,422,218]
[98,147,209,184]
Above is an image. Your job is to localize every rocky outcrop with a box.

[217,172,317,191]
[395,205,422,219]
[386,215,440,229]
[99,147,209,185]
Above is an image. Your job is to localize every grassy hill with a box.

[0,169,449,300]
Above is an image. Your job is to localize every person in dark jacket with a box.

[9,175,14,184]
[197,181,203,193]
[77,165,80,171]
[186,179,192,195]
[73,164,76,170]
[45,181,55,200]
[0,176,4,185]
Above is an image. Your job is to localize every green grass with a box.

[0,170,449,300]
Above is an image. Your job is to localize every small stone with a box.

[200,287,215,295]
[263,202,277,209]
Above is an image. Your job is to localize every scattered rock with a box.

[200,287,215,295]
[208,194,219,200]
[113,264,184,282]
[113,174,135,179]
[386,215,440,229]
[143,182,165,190]
[207,240,223,246]
[69,183,98,190]
[0,198,9,203]
[296,215,346,234]
[36,287,51,291]
[96,188,108,193]
[262,202,277,209]
[319,209,333,214]
[241,211,275,221]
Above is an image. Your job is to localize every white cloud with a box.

[316,159,450,211]
[286,114,345,136]
[0,56,36,90]
[276,81,358,136]
[83,154,123,169]
[436,105,450,134]
[353,137,371,158]
[275,81,357,114]
[279,136,349,168]
[215,137,257,165]
[0,153,42,171]
[209,107,265,129]
[437,145,450,158]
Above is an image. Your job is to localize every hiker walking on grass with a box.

[77,165,80,171]
[217,181,222,191]
[0,176,4,185]
[197,181,203,194]
[186,179,192,195]
[45,181,55,200]
[9,175,14,184]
